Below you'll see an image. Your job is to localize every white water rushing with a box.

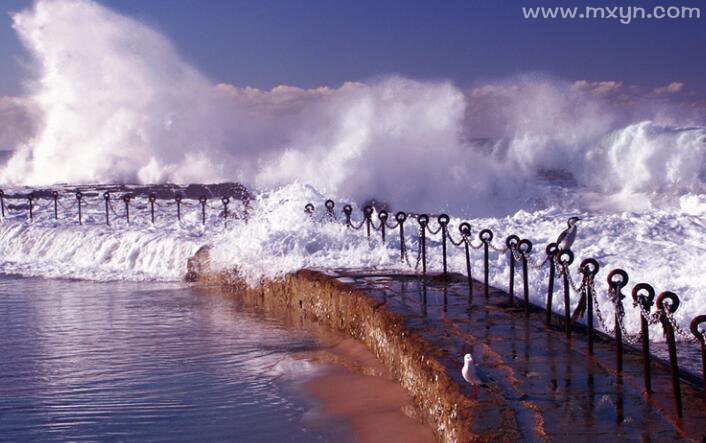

[0,0,705,342]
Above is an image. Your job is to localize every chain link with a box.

[425,223,442,236]
[558,260,585,294]
[662,307,700,343]
[591,280,614,334]
[384,219,400,230]
[526,254,548,270]
[632,298,661,325]
[489,242,508,253]
[446,230,466,247]
[509,245,523,262]
[347,217,366,231]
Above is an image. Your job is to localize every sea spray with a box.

[2,0,705,215]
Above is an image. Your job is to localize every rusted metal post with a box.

[175,194,182,221]
[103,192,110,226]
[0,189,4,218]
[581,259,600,355]
[506,235,519,306]
[76,191,83,225]
[656,291,682,418]
[149,193,156,224]
[222,197,230,222]
[396,212,407,262]
[608,269,629,373]
[199,196,207,225]
[324,199,335,221]
[545,243,558,327]
[27,193,34,220]
[52,191,59,220]
[479,229,493,298]
[123,194,131,223]
[519,239,532,317]
[558,250,574,338]
[363,206,373,238]
[304,203,314,216]
[342,204,352,226]
[460,223,472,298]
[418,214,429,275]
[689,315,706,405]
[632,283,655,393]
[438,214,449,279]
[379,211,388,244]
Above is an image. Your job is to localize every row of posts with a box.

[307,199,706,419]
[0,190,233,226]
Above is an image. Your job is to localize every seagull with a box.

[462,353,481,398]
[556,217,581,251]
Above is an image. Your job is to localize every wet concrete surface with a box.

[327,270,706,442]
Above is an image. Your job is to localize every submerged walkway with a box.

[329,270,705,442]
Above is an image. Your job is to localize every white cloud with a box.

[653,82,684,95]
[572,80,623,96]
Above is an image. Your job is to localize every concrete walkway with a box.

[333,270,706,442]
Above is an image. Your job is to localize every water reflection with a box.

[0,276,346,442]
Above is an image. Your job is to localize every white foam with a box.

[2,1,705,216]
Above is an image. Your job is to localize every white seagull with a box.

[556,217,581,251]
[462,353,481,398]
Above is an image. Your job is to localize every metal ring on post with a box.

[304,203,314,214]
[175,194,182,202]
[222,197,230,205]
[656,290,683,418]
[518,239,533,254]
[580,258,600,277]
[395,211,407,223]
[149,193,157,203]
[546,242,558,256]
[459,222,471,237]
[690,315,706,343]
[607,269,629,289]
[378,210,388,222]
[343,204,352,217]
[28,192,34,202]
[199,196,207,204]
[122,194,131,203]
[417,214,429,226]
[656,291,680,313]
[325,199,335,211]
[363,205,373,218]
[438,214,449,226]
[479,229,493,243]
[103,192,110,200]
[52,191,59,199]
[632,283,655,307]
[557,249,574,266]
[506,234,520,249]
[75,191,83,200]
[632,282,656,393]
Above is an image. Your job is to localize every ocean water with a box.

[0,0,704,348]
[0,275,348,442]
[0,182,704,350]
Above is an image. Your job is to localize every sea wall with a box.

[188,251,515,442]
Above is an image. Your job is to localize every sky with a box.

[0,0,705,96]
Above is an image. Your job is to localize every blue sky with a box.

[0,0,704,96]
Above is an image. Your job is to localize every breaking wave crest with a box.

[1,0,704,215]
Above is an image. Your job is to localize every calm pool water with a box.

[0,276,348,442]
